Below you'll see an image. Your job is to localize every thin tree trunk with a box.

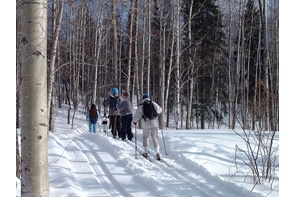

[92,7,103,105]
[126,0,134,93]
[133,0,139,99]
[147,0,151,94]
[227,0,233,129]
[112,0,119,87]
[175,0,181,129]
[186,0,194,129]
[159,2,166,130]
[258,0,270,131]
[138,0,146,104]
[48,0,64,131]
[165,16,175,128]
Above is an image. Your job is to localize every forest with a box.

[16,0,279,131]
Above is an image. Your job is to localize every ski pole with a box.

[134,123,137,159]
[161,128,168,155]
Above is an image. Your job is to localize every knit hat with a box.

[142,93,149,100]
[122,92,129,97]
[112,87,118,93]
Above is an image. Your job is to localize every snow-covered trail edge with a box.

[48,108,263,197]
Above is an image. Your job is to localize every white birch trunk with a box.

[186,0,194,129]
[21,0,49,196]
[112,0,119,86]
[47,0,64,117]
[175,0,181,129]
[147,0,151,94]
[127,0,135,93]
[134,1,139,98]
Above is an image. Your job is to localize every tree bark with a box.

[175,0,181,129]
[20,0,49,196]
[126,0,135,93]
[112,0,119,87]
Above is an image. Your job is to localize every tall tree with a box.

[126,0,135,93]
[174,0,181,129]
[257,0,271,131]
[191,0,226,129]
[111,0,119,87]
[243,0,259,129]
[48,0,64,131]
[20,0,49,196]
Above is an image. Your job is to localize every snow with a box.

[14,105,279,197]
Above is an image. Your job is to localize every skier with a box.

[117,92,133,141]
[133,94,162,160]
[87,104,100,133]
[103,87,121,139]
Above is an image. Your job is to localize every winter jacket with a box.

[133,98,162,129]
[117,98,133,117]
[103,95,121,116]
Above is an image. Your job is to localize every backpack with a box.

[142,101,158,121]
[110,96,119,110]
[90,114,98,124]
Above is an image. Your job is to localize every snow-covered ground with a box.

[15,104,279,197]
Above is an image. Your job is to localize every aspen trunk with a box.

[175,0,181,129]
[21,0,49,196]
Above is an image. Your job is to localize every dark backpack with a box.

[142,101,158,121]
[90,114,98,124]
[110,96,119,110]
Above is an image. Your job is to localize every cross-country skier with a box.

[133,94,162,160]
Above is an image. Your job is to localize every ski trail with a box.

[74,134,158,197]
[73,137,129,197]
[128,132,263,197]
[100,135,200,197]
[49,109,263,197]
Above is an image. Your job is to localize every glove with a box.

[133,121,137,125]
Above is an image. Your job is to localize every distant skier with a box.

[133,94,162,160]
[87,104,100,133]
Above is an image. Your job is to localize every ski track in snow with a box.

[49,110,263,197]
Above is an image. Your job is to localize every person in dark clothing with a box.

[117,92,133,141]
[103,87,121,139]
[86,104,100,133]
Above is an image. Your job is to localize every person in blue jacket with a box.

[87,104,100,133]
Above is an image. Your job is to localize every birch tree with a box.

[146,0,151,95]
[159,0,168,129]
[20,0,49,196]
[133,0,140,98]
[112,0,119,87]
[174,0,181,129]
[126,0,134,93]
[92,0,106,105]
[48,0,64,131]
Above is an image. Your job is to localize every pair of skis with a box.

[132,124,171,168]
[140,152,172,168]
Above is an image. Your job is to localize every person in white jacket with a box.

[133,94,162,160]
